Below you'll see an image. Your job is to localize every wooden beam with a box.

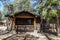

[34,17,37,30]
[16,16,34,18]
[11,20,13,30]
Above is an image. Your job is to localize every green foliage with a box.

[13,0,33,13]
[4,0,34,14]
[37,0,60,21]
[0,11,5,21]
[49,9,57,16]
[3,3,13,14]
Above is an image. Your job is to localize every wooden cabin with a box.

[5,11,41,33]
[5,11,58,34]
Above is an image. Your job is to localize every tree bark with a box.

[39,0,43,33]
[40,14,43,32]
[56,16,60,36]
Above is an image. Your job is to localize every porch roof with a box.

[5,11,40,17]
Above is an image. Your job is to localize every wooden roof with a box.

[15,11,35,16]
[5,11,40,17]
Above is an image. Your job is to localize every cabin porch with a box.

[15,18,35,33]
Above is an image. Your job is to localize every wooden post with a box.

[12,17,15,30]
[10,19,12,31]
[11,20,13,30]
[10,18,13,30]
[34,17,36,30]
[11,18,14,30]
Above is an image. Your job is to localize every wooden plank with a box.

[34,17,37,30]
[16,16,34,18]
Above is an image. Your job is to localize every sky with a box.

[31,0,39,9]
[0,0,41,11]
[0,0,14,11]
[0,1,3,10]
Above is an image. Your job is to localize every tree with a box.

[4,0,34,14]
[37,0,60,33]
[13,0,34,13]
[0,11,2,21]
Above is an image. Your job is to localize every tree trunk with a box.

[40,14,43,32]
[39,0,43,33]
[56,16,60,36]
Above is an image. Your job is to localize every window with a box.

[16,18,34,25]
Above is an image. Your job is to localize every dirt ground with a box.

[0,30,48,40]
